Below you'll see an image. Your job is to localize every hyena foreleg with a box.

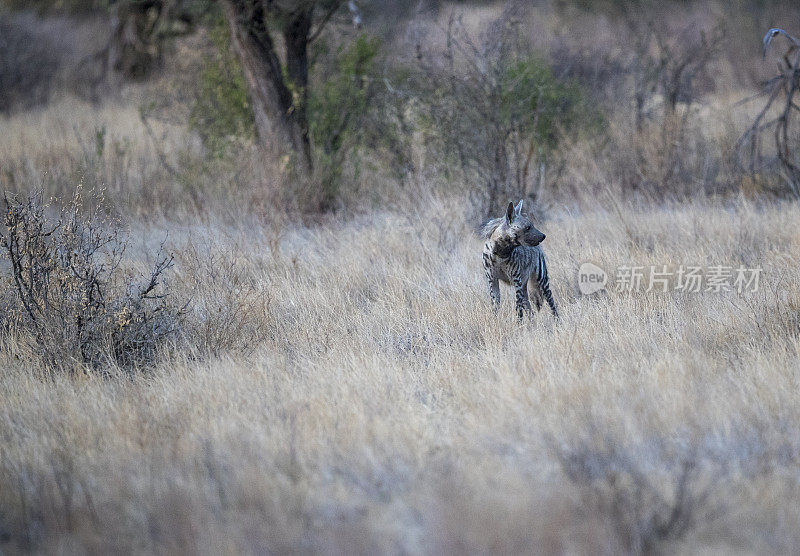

[486,271,500,310]
[483,255,500,310]
[512,273,531,320]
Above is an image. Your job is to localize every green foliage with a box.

[500,56,594,152]
[189,17,253,158]
[417,17,602,215]
[310,34,380,152]
[308,34,382,199]
[189,25,407,205]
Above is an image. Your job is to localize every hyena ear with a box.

[515,199,524,216]
[505,201,515,222]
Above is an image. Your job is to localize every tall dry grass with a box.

[0,1,799,553]
[1,193,799,553]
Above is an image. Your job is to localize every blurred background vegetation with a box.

[0,0,798,218]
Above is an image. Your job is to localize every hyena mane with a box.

[479,217,505,240]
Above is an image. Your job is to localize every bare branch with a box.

[738,27,800,198]
[763,28,800,57]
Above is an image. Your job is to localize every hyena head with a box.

[483,200,546,247]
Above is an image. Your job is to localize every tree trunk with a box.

[220,0,313,176]
[283,8,314,171]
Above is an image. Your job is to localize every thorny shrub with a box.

[0,190,183,372]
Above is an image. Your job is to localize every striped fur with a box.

[482,200,558,320]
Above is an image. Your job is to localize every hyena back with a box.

[481,200,558,319]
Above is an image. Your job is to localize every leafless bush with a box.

[552,437,719,555]
[625,16,722,131]
[622,12,723,193]
[0,190,182,371]
[550,39,628,106]
[738,28,800,199]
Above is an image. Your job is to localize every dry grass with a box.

[1,193,799,553]
[0,96,288,219]
[1,1,800,553]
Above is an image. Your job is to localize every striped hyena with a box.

[481,200,558,320]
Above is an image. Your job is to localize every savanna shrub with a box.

[417,13,599,215]
[309,34,379,200]
[0,191,182,371]
[308,32,412,208]
[189,15,254,158]
[189,26,410,208]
